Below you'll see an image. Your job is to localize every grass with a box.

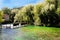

[15,25,60,40]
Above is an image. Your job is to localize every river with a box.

[0,28,23,40]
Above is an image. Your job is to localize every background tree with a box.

[0,11,4,28]
[2,7,11,15]
[2,7,11,22]
[0,11,4,23]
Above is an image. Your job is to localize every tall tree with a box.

[44,0,59,26]
[33,3,43,25]
[25,5,34,24]
[14,5,34,24]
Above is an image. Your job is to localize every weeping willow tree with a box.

[14,5,34,24]
[14,9,25,24]
[24,5,34,25]
[33,3,43,25]
[40,0,59,26]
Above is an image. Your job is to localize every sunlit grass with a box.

[15,25,60,40]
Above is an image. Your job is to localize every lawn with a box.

[15,25,60,40]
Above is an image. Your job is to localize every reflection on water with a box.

[0,28,23,40]
[0,29,2,40]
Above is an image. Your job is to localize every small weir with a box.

[2,24,21,29]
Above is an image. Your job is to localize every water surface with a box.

[1,28,23,40]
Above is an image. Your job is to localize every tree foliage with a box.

[33,3,43,25]
[0,11,4,23]
[14,5,34,24]
[2,7,11,15]
[14,0,60,27]
[0,0,59,27]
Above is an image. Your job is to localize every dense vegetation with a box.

[14,0,60,27]
[0,0,60,27]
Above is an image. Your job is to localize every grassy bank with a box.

[15,25,60,40]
